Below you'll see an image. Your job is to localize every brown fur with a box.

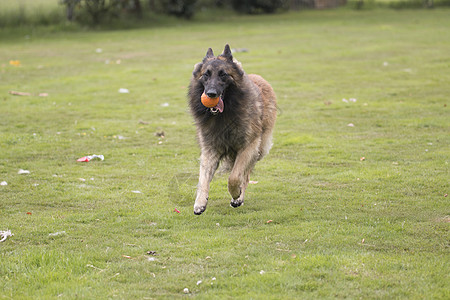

[188,45,277,215]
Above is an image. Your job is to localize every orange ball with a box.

[201,93,220,108]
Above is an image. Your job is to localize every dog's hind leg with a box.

[194,150,220,215]
[228,138,260,208]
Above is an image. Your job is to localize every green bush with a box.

[230,0,288,14]
[159,0,198,19]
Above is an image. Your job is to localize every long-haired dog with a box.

[188,44,277,215]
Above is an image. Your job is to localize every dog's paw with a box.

[194,204,207,215]
[230,198,244,208]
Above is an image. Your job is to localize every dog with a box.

[188,44,277,215]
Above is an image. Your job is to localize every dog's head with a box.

[192,44,244,114]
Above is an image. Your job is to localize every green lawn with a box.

[1,8,449,299]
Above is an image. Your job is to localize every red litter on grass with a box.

[173,208,180,213]
[77,154,104,162]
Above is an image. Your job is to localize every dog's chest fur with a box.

[198,92,263,156]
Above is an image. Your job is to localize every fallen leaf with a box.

[155,131,165,138]
[9,91,30,96]
[26,212,32,215]
[9,91,48,97]
[9,60,20,66]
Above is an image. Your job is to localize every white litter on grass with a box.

[183,288,189,294]
[161,102,170,107]
[118,88,129,94]
[96,48,102,53]
[259,270,265,275]
[1,181,7,186]
[0,230,13,242]
[347,123,355,127]
[131,190,142,194]
[18,169,30,174]
[77,154,104,162]
[49,231,66,237]
[196,280,202,285]
[147,257,156,261]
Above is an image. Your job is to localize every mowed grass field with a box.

[1,7,449,299]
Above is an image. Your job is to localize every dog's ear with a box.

[202,48,214,63]
[220,44,233,62]
[192,62,203,77]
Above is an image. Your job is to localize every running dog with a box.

[188,44,277,215]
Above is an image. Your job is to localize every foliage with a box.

[229,0,289,13]
[159,0,198,18]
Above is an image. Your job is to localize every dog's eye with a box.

[219,71,228,78]
[202,71,210,80]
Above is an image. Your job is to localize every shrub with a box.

[159,0,198,19]
[230,0,288,14]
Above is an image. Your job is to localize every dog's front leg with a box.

[194,150,220,215]
[228,138,261,208]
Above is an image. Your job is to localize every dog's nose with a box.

[206,90,218,98]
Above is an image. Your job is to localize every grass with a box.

[1,7,449,299]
